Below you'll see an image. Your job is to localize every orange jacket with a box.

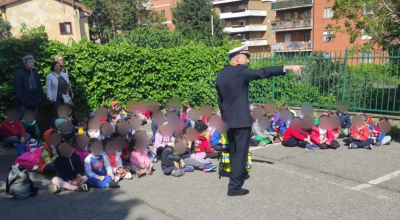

[38,129,56,173]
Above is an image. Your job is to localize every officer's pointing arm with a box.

[240,66,286,82]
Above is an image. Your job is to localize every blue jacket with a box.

[54,153,85,182]
[369,124,386,142]
[337,111,351,129]
[276,118,289,132]
[210,130,222,145]
[13,67,43,107]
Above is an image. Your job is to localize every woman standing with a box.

[55,55,74,99]
[46,62,72,110]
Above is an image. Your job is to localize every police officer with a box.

[216,45,303,196]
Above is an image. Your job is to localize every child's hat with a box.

[55,118,68,128]
[111,101,119,107]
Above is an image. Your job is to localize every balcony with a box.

[272,20,313,31]
[219,10,267,19]
[244,39,268,47]
[271,41,313,52]
[224,25,268,33]
[272,0,313,11]
[212,0,244,5]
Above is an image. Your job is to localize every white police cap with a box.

[227,44,250,58]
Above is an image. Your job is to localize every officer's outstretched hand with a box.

[284,65,305,76]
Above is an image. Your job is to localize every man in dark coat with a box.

[216,45,303,196]
[13,55,44,118]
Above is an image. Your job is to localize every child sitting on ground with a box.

[328,112,342,139]
[110,132,130,165]
[348,115,374,150]
[336,104,351,137]
[0,108,29,146]
[38,129,61,174]
[52,141,88,192]
[184,108,200,128]
[150,111,165,143]
[276,108,293,135]
[87,117,101,139]
[161,136,191,177]
[55,118,75,141]
[369,117,392,146]
[282,117,316,151]
[154,122,176,156]
[194,120,218,160]
[85,138,120,188]
[129,131,154,177]
[74,134,90,162]
[99,122,114,140]
[116,121,132,143]
[94,106,110,123]
[251,106,265,123]
[103,137,132,181]
[302,115,315,135]
[252,114,275,146]
[21,109,40,141]
[311,115,340,149]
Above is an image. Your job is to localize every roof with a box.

[0,0,92,14]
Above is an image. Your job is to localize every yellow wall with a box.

[4,0,90,44]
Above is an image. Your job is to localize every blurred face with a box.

[258,117,271,129]
[89,117,101,130]
[353,117,364,128]
[319,118,329,130]
[76,135,89,150]
[252,107,264,120]
[233,54,250,66]
[95,107,108,119]
[117,122,130,135]
[7,111,19,121]
[166,112,180,123]
[174,141,187,155]
[56,56,64,66]
[59,121,73,133]
[303,117,314,129]
[188,109,200,121]
[200,105,212,118]
[301,104,313,116]
[23,111,35,123]
[330,115,341,127]
[59,143,73,158]
[128,117,142,130]
[173,120,185,133]
[152,112,165,125]
[57,106,71,118]
[185,128,199,141]
[290,118,301,130]
[101,123,114,137]
[280,110,292,122]
[104,141,117,154]
[113,136,125,151]
[162,124,173,137]
[49,132,62,146]
[208,115,219,128]
[134,133,148,151]
[378,120,391,133]
[90,142,104,156]
[337,103,349,113]
[25,59,34,69]
[264,103,277,114]
[54,63,62,73]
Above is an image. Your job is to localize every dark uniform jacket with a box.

[13,67,43,107]
[216,64,285,129]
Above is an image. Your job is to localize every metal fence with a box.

[248,48,400,114]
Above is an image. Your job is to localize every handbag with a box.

[62,93,72,105]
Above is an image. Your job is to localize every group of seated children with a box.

[250,103,392,151]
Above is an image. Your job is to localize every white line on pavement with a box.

[351,170,400,191]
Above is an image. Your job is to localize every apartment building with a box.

[148,0,179,30]
[212,0,276,54]
[270,0,371,53]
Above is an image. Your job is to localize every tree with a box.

[172,0,227,45]
[328,0,400,49]
[0,12,11,39]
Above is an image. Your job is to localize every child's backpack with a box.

[6,165,39,200]
[14,147,42,171]
[218,144,252,179]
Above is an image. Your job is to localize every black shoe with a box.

[227,189,250,196]
[108,182,120,188]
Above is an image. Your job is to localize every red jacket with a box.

[283,126,309,142]
[0,120,26,138]
[121,144,132,160]
[311,126,334,145]
[194,136,214,153]
[350,124,370,142]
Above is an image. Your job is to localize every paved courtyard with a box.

[1,138,400,220]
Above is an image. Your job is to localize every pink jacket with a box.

[130,150,152,168]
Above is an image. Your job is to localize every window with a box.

[324,7,333,19]
[59,22,72,35]
[304,32,310,42]
[284,33,291,42]
[224,6,231,13]
[238,4,245,11]
[225,20,232,27]
[239,19,246,26]
[323,31,334,42]
[161,10,165,16]
[284,12,291,21]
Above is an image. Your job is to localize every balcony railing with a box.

[271,41,313,51]
[212,0,244,5]
[272,0,313,10]
[219,10,268,19]
[245,39,268,47]
[224,25,268,33]
[272,20,313,31]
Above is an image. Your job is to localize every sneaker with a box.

[305,144,315,151]
[203,165,217,173]
[364,144,373,150]
[147,169,153,175]
[76,184,89,192]
[54,184,67,193]
[374,141,382,146]
[184,166,194,172]
[314,145,321,150]
[108,182,120,188]
[136,170,146,178]
[348,143,358,149]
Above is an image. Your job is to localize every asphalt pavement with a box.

[1,133,400,220]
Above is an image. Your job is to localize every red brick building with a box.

[148,0,179,30]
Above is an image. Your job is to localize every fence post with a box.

[272,50,276,100]
[341,47,349,101]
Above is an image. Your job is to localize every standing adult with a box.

[55,55,74,98]
[13,55,44,117]
[216,45,303,196]
[46,61,72,110]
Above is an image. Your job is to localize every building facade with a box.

[212,0,276,54]
[270,0,370,53]
[0,0,92,44]
[148,0,178,30]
